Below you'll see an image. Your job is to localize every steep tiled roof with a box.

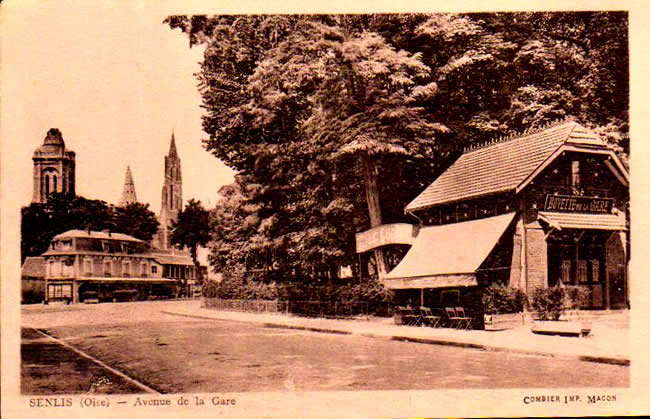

[405,121,606,213]
[53,230,143,242]
[21,257,46,278]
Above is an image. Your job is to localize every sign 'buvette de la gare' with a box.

[544,194,613,214]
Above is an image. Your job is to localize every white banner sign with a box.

[355,223,416,253]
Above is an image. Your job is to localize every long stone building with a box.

[40,229,196,303]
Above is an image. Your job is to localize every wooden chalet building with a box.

[383,120,629,312]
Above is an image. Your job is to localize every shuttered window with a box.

[561,260,572,284]
[577,260,588,283]
[84,258,93,275]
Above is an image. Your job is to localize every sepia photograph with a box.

[2,1,649,418]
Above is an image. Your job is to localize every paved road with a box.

[22,301,629,394]
[21,328,144,394]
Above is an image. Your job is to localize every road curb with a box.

[161,310,630,366]
[31,328,161,394]
[391,335,486,350]
[579,355,631,366]
[160,310,238,323]
[262,323,352,335]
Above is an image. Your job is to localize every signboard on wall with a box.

[544,194,614,214]
[355,223,416,253]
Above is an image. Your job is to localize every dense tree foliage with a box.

[113,202,160,242]
[167,12,628,282]
[21,193,159,262]
[169,199,211,285]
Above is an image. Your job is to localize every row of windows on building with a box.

[46,258,158,278]
[560,259,599,284]
[51,240,140,254]
[163,264,193,279]
[94,259,157,277]
[45,257,194,279]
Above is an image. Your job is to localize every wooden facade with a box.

[386,121,629,310]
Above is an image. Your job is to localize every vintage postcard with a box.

[2,1,649,418]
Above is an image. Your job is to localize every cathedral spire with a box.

[156,131,183,249]
[168,131,178,158]
[119,165,137,206]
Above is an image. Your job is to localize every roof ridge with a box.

[463,118,576,154]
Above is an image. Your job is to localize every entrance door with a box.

[547,235,605,309]
[48,283,73,301]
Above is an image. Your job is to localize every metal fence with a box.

[203,298,287,313]
[287,300,369,319]
[202,298,370,319]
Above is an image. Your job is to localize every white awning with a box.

[383,274,477,290]
[538,211,627,231]
[383,212,516,289]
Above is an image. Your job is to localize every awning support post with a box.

[574,231,584,285]
[420,288,424,307]
[605,231,616,310]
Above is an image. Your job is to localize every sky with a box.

[1,2,235,214]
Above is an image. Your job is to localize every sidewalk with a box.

[162,300,630,366]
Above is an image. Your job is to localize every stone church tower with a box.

[32,128,76,203]
[119,166,138,206]
[156,132,183,249]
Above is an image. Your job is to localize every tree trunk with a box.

[191,245,203,286]
[362,153,388,278]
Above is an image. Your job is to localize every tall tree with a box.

[21,193,115,262]
[21,194,161,262]
[168,12,628,282]
[168,16,446,279]
[169,199,212,289]
[246,21,446,277]
[113,202,160,242]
